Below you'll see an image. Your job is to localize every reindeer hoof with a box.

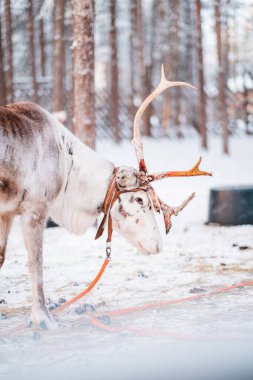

[30,307,58,330]
[39,321,49,330]
[33,331,41,341]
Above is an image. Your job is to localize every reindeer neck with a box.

[49,123,114,235]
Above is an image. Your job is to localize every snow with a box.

[228,74,253,93]
[1,135,253,379]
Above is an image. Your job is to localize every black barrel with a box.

[208,185,253,226]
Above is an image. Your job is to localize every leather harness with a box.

[95,168,149,245]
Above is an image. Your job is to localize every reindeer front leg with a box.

[21,208,54,330]
[0,214,13,269]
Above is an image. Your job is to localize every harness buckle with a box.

[106,242,112,260]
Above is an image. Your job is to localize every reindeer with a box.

[0,67,211,329]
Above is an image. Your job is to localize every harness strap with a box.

[95,168,152,244]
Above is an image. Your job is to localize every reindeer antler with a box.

[149,157,212,182]
[159,193,195,234]
[132,65,196,173]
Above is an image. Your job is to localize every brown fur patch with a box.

[0,249,5,267]
[119,204,130,218]
[28,210,47,229]
[0,176,18,201]
[0,102,47,142]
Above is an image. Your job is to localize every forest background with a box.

[0,0,252,153]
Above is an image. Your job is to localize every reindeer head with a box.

[111,185,162,255]
[96,66,212,255]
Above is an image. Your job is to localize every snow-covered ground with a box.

[1,136,253,380]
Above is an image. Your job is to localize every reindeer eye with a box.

[136,197,143,205]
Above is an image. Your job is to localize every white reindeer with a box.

[0,67,211,329]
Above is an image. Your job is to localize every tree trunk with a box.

[214,0,229,154]
[3,0,13,104]
[72,0,96,150]
[27,0,38,103]
[109,0,120,142]
[130,0,150,135]
[143,64,152,135]
[171,0,181,138]
[130,0,138,120]
[162,54,173,132]
[195,0,208,149]
[136,0,150,136]
[223,0,230,84]
[39,18,46,77]
[0,7,6,105]
[243,71,251,134]
[53,0,65,112]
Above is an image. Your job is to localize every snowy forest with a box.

[0,0,252,152]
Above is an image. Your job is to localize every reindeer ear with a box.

[116,166,140,191]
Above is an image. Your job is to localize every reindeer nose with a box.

[149,241,162,254]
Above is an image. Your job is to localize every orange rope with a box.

[89,279,253,339]
[2,254,253,341]
[52,258,110,314]
[1,257,110,338]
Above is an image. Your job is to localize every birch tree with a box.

[72,0,96,149]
